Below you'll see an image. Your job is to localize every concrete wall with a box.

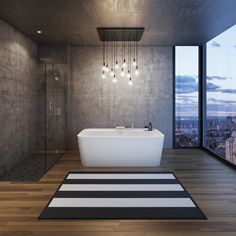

[0,19,39,175]
[0,20,174,176]
[68,46,173,149]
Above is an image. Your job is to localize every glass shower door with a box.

[45,63,67,171]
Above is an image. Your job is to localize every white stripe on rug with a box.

[59,184,184,191]
[48,198,195,208]
[67,173,175,180]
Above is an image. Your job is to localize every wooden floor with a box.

[0,149,236,236]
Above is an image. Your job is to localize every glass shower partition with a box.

[44,62,67,171]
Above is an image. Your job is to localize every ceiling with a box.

[0,0,236,46]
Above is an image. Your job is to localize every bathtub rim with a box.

[77,128,164,138]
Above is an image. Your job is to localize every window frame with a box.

[173,45,236,169]
[202,42,236,167]
[173,46,202,148]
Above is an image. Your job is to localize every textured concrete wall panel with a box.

[68,46,173,149]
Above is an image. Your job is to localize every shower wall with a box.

[0,19,68,180]
[0,19,40,177]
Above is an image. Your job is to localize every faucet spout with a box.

[125,123,134,129]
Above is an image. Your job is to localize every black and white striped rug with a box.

[39,172,206,219]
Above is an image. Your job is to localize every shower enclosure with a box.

[0,58,67,181]
[42,61,67,172]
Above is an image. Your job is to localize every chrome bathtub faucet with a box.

[125,123,134,129]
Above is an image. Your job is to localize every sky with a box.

[176,25,236,117]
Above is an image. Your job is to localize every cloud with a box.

[207,103,236,113]
[176,75,198,94]
[176,83,198,94]
[207,76,228,81]
[211,41,221,47]
[176,75,196,83]
[207,88,236,94]
[176,96,197,105]
[218,89,236,94]
[208,98,236,104]
[206,82,221,91]
[176,76,236,94]
[175,103,198,116]
[207,110,236,116]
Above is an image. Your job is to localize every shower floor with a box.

[0,152,62,181]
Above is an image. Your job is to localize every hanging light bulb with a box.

[102,32,106,72]
[102,62,106,71]
[112,74,117,83]
[122,59,126,68]
[127,70,131,78]
[106,64,110,72]
[132,58,136,67]
[102,71,106,79]
[128,78,133,86]
[121,68,125,76]
[115,61,119,69]
[135,66,139,76]
[110,68,114,77]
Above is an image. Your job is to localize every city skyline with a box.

[175,115,236,165]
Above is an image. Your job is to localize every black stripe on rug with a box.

[54,191,189,198]
[40,207,205,219]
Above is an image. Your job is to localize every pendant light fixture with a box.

[126,33,131,80]
[101,32,106,79]
[105,33,109,72]
[128,78,133,85]
[132,33,136,67]
[115,32,119,69]
[128,33,133,85]
[112,33,117,83]
[98,28,144,85]
[102,71,106,79]
[121,32,125,76]
[109,38,114,77]
[102,31,106,72]
[134,30,139,76]
[122,31,127,68]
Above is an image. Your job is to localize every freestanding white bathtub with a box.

[77,128,164,167]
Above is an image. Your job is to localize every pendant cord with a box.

[103,31,104,65]
[136,30,138,67]
[122,32,124,63]
[130,33,131,74]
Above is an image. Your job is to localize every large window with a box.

[175,46,199,147]
[205,25,236,165]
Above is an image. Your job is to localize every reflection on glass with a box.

[206,25,236,165]
[175,46,199,147]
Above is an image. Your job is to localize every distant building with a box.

[232,131,236,138]
[232,116,236,124]
[225,135,236,164]
[226,116,233,130]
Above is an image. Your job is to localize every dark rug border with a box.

[38,171,207,220]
